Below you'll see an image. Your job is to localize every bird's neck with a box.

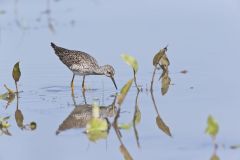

[94,66,105,75]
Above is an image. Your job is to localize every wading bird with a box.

[51,42,117,91]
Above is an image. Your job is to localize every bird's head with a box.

[101,65,117,89]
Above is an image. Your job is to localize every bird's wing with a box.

[58,49,99,71]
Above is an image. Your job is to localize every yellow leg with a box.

[71,74,75,93]
[82,75,86,91]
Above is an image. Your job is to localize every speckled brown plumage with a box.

[51,42,100,75]
[56,104,116,135]
[50,42,117,89]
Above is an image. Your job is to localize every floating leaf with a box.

[15,109,24,128]
[12,62,21,82]
[120,144,133,160]
[161,71,171,95]
[156,116,172,137]
[121,54,138,73]
[86,130,108,142]
[118,123,132,130]
[205,115,219,137]
[30,122,37,130]
[117,79,133,106]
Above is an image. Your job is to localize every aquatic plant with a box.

[205,115,219,146]
[12,61,21,94]
[0,85,15,108]
[0,116,11,136]
[151,46,171,95]
[121,54,139,91]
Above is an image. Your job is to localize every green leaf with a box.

[15,109,24,128]
[0,85,16,108]
[121,54,139,73]
[156,116,172,137]
[86,116,109,142]
[86,118,108,133]
[12,62,21,82]
[205,115,219,137]
[118,123,133,130]
[86,130,108,142]
[120,144,133,160]
[117,79,133,106]
[0,117,10,129]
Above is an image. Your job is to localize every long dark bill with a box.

[111,77,118,90]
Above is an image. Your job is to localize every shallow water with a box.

[1,0,240,159]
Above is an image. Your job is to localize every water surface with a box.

[0,0,240,159]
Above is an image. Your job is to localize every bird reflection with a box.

[56,93,117,135]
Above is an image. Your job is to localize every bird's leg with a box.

[82,89,87,104]
[82,75,86,91]
[71,74,75,93]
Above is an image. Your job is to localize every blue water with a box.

[0,0,240,159]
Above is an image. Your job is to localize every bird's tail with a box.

[50,42,63,57]
[51,42,57,50]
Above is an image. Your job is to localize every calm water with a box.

[1,0,240,159]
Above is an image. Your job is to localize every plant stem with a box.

[150,67,157,92]
[133,69,139,91]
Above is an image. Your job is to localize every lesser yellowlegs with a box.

[50,42,117,91]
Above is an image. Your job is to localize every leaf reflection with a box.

[132,90,141,148]
[14,93,37,131]
[160,70,171,96]
[150,83,172,136]
[112,108,133,160]
[0,116,11,136]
